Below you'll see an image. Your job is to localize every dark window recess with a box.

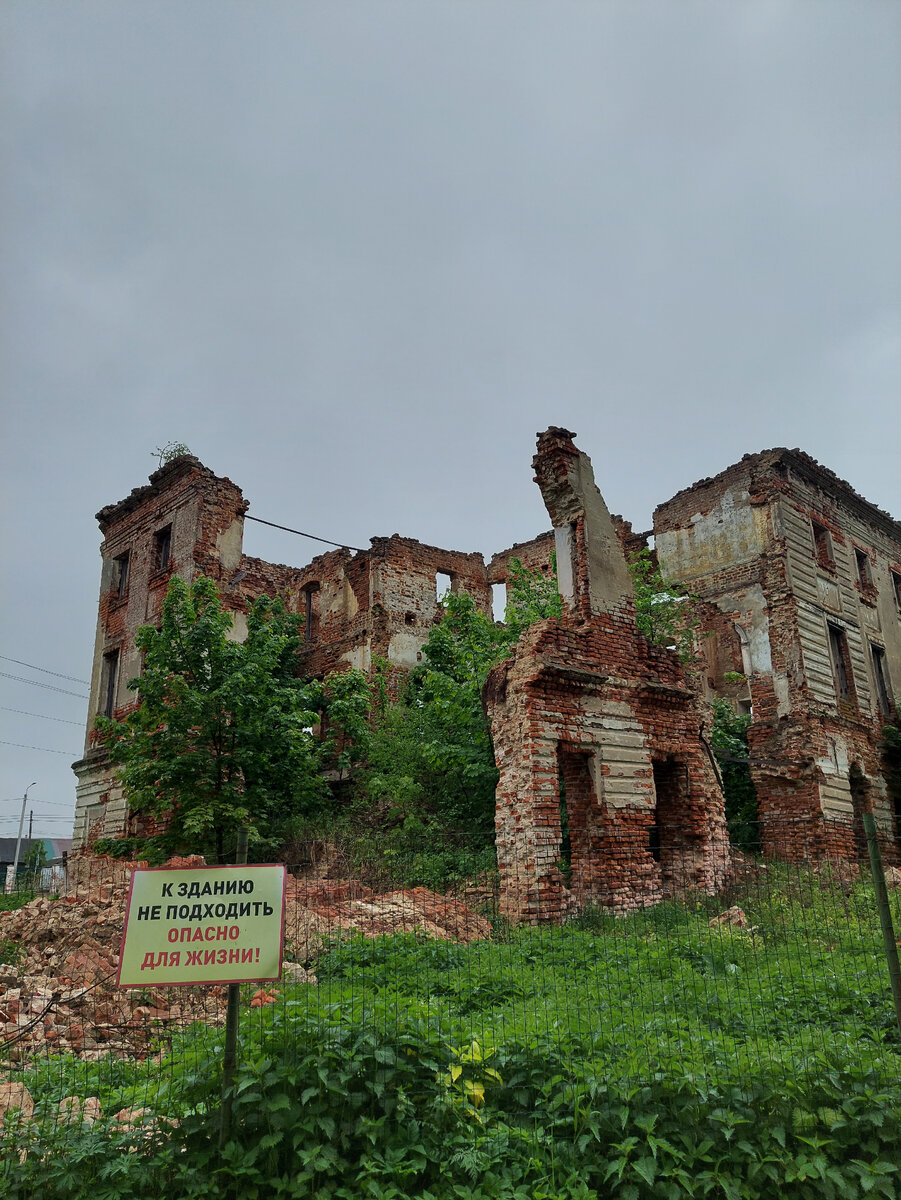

[892,571,901,610]
[100,649,119,717]
[812,521,834,569]
[849,763,869,861]
[647,814,662,863]
[404,612,416,626]
[303,584,320,640]
[871,645,892,716]
[154,526,172,572]
[827,623,854,704]
[113,552,130,598]
[854,548,873,589]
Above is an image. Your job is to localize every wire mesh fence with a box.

[1,818,901,1197]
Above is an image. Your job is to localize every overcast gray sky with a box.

[1,1,899,838]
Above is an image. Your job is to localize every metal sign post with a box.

[115,827,285,1155]
[220,827,248,1151]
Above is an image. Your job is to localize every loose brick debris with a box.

[0,855,490,1065]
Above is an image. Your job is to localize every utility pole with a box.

[28,810,33,840]
[5,782,36,895]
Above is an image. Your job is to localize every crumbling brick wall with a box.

[484,429,729,920]
[74,440,900,880]
[73,463,496,845]
[73,457,252,845]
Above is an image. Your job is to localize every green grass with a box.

[3,869,901,1198]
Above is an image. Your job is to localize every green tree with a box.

[97,575,369,862]
[355,561,563,867]
[503,553,562,639]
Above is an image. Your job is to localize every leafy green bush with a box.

[5,1007,901,1199]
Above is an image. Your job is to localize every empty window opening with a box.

[650,758,696,893]
[100,649,119,717]
[855,548,873,589]
[557,769,571,886]
[404,611,416,626]
[112,552,130,599]
[892,571,901,610]
[811,520,834,570]
[556,744,596,892]
[827,623,854,705]
[491,582,507,622]
[303,583,320,640]
[436,571,453,602]
[154,526,172,572]
[871,644,892,717]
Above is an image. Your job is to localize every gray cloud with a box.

[2,0,898,831]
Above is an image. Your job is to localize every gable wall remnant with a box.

[483,429,729,919]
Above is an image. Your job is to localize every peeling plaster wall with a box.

[655,449,901,862]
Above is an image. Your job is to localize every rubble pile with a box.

[0,855,223,1062]
[284,879,492,960]
[0,855,491,1064]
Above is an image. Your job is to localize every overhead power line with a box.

[245,514,366,554]
[0,739,79,757]
[0,816,72,825]
[0,672,89,700]
[0,706,83,726]
[0,655,89,685]
[1,797,78,810]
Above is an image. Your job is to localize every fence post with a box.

[862,812,901,1040]
[219,826,249,1151]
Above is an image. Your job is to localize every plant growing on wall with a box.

[709,697,758,846]
[627,548,699,662]
[97,575,369,862]
[153,441,193,467]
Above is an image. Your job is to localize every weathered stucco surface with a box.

[655,449,901,862]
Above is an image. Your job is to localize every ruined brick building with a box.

[72,435,901,907]
[72,454,540,845]
[654,449,901,860]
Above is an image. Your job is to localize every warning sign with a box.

[117,864,286,987]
